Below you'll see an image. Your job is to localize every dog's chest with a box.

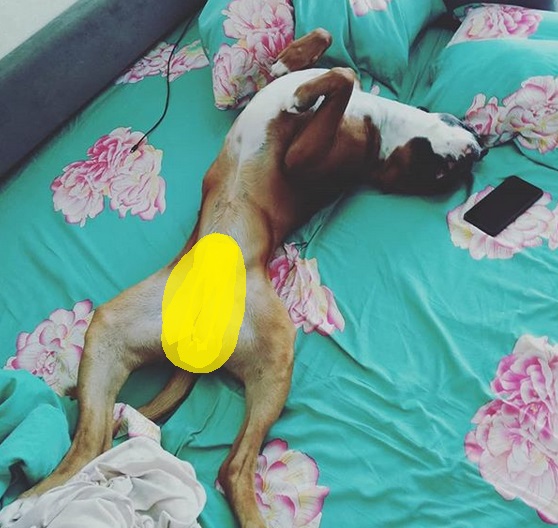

[227,69,330,164]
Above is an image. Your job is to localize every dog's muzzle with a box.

[441,113,489,161]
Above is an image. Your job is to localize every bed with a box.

[1,0,558,526]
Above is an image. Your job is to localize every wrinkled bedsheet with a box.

[1,14,558,528]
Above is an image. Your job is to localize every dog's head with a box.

[373,111,488,196]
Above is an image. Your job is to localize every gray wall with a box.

[0,0,80,59]
[0,0,207,179]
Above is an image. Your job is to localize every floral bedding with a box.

[1,3,558,527]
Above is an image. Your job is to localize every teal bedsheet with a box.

[2,17,558,528]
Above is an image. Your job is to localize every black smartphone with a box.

[463,176,544,237]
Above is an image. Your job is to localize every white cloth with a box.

[113,403,161,444]
[0,437,206,528]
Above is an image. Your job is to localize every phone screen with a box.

[463,176,543,237]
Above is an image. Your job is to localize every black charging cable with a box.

[130,11,199,153]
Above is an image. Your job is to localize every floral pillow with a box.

[448,3,558,43]
[198,0,295,110]
[292,0,446,92]
[422,5,558,170]
[447,0,558,17]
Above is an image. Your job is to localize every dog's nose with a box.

[472,143,489,161]
[451,116,487,157]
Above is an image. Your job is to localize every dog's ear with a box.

[373,138,443,195]
[408,137,474,196]
[373,137,475,196]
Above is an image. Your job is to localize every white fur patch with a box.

[285,94,303,114]
[270,60,290,78]
[345,91,478,161]
[228,69,330,163]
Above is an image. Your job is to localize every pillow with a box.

[422,5,558,170]
[292,0,447,92]
[198,0,295,110]
[446,0,558,15]
[199,0,445,109]
[447,2,558,43]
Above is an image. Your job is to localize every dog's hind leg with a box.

[18,269,172,499]
[218,276,296,528]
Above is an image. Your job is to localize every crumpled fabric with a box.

[0,370,71,506]
[0,437,206,528]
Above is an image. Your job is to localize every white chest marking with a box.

[228,69,330,163]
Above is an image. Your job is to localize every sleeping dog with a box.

[0,29,486,528]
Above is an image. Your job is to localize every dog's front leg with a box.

[284,67,356,175]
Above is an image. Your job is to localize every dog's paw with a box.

[284,94,306,114]
[0,496,38,527]
[270,59,290,78]
[284,94,324,115]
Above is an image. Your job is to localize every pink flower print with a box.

[349,0,392,16]
[116,43,174,84]
[87,127,146,181]
[464,77,558,154]
[447,186,554,259]
[543,204,558,250]
[449,4,542,45]
[465,335,558,524]
[255,439,329,527]
[491,335,558,403]
[52,128,166,225]
[167,40,209,81]
[108,142,166,220]
[212,43,261,109]
[214,0,294,108]
[465,94,514,147]
[51,160,108,226]
[268,244,345,335]
[502,76,558,154]
[370,84,381,96]
[222,0,294,45]
[250,26,293,80]
[466,398,558,523]
[4,300,94,396]
[216,439,329,527]
[116,40,208,84]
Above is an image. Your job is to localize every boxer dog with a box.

[0,29,486,528]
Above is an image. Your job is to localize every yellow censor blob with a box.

[161,233,246,373]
